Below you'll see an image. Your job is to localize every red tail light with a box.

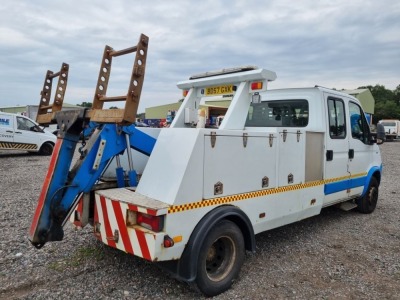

[137,212,164,232]
[251,82,263,90]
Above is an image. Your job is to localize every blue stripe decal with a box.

[350,176,367,189]
[324,165,382,196]
[324,179,350,195]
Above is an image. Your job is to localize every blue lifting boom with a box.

[29,33,153,248]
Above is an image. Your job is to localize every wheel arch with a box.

[158,205,255,283]
[361,166,382,197]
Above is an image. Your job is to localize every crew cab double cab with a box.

[0,112,56,155]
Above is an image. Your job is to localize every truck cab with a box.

[0,112,56,155]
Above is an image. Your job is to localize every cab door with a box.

[0,114,14,144]
[13,115,40,150]
[324,94,350,205]
[347,101,373,197]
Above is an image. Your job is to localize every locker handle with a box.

[349,149,354,159]
[326,150,333,161]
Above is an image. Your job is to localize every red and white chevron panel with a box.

[94,194,161,261]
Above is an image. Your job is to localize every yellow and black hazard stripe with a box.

[167,172,367,214]
[0,142,38,150]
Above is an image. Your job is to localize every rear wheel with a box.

[195,220,245,297]
[39,143,54,156]
[357,177,379,214]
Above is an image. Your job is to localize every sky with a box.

[0,0,399,113]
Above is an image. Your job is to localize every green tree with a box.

[374,100,400,121]
[393,84,400,106]
[358,84,394,104]
[77,102,92,108]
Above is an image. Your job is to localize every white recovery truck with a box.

[28,36,383,297]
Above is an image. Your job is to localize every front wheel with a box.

[357,177,379,214]
[195,220,245,297]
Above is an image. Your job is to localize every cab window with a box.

[17,116,36,131]
[349,101,370,144]
[245,100,309,127]
[328,97,346,139]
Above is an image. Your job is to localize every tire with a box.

[356,177,379,214]
[39,143,54,156]
[195,220,245,297]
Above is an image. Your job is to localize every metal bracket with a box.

[262,176,269,188]
[56,109,89,139]
[282,130,287,142]
[297,130,301,142]
[214,181,223,195]
[93,139,106,170]
[269,134,274,147]
[106,229,119,243]
[243,133,248,148]
[288,173,294,184]
[210,132,217,148]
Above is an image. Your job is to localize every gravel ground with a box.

[0,142,399,300]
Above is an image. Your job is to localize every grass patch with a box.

[48,245,105,271]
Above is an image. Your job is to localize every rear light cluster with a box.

[251,81,263,90]
[137,212,164,232]
[126,210,164,232]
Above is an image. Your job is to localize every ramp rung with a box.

[88,109,131,124]
[40,105,53,110]
[98,95,127,102]
[109,46,138,57]
[48,71,61,79]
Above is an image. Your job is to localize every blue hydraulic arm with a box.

[29,110,156,248]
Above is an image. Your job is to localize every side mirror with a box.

[369,134,383,145]
[31,125,44,133]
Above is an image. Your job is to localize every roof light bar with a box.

[189,66,258,80]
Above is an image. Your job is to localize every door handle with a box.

[326,150,333,161]
[348,149,354,159]
[6,130,13,133]
[15,131,23,134]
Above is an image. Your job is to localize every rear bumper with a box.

[93,191,166,261]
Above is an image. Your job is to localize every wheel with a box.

[356,177,379,214]
[195,220,245,297]
[39,143,54,156]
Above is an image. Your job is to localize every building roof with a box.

[342,89,375,114]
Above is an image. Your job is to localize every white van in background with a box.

[0,112,56,155]
[378,119,400,141]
